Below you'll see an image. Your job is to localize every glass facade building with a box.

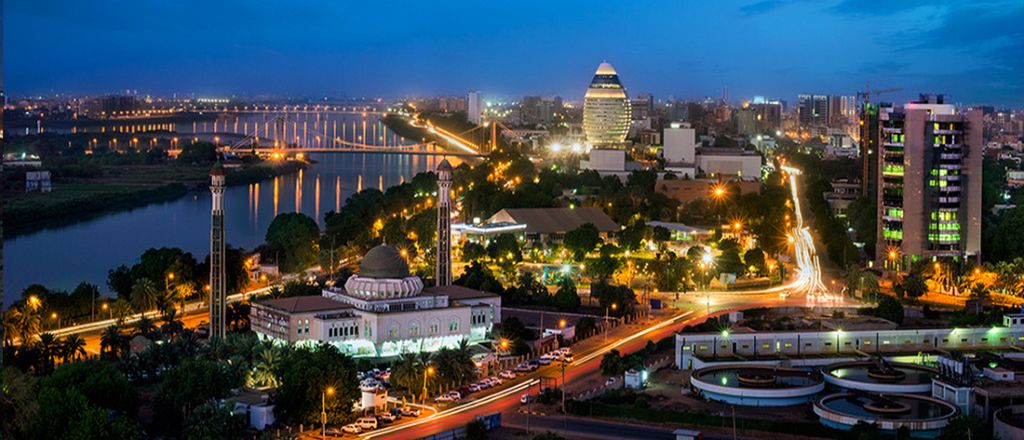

[583,62,631,146]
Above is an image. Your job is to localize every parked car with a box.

[557,347,572,356]
[488,376,503,385]
[446,390,463,401]
[605,377,617,386]
[499,370,516,379]
[342,424,363,434]
[468,384,482,392]
[434,394,453,403]
[357,417,379,430]
[514,363,532,372]
[527,360,541,369]
[400,407,422,417]
[520,393,534,404]
[377,412,397,423]
[537,356,553,365]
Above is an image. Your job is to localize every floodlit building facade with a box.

[583,61,631,146]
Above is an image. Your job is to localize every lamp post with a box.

[102,303,110,319]
[422,366,435,403]
[322,386,334,438]
[604,303,617,341]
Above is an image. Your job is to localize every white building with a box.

[695,147,763,181]
[468,91,483,125]
[663,122,696,164]
[250,245,501,358]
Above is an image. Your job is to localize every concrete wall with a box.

[677,326,1024,369]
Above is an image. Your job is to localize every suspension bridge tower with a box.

[209,162,228,338]
[435,159,453,286]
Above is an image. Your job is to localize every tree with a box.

[564,223,601,261]
[867,295,904,325]
[743,248,767,275]
[176,142,218,165]
[100,325,125,360]
[265,213,321,273]
[651,253,688,292]
[159,358,242,427]
[591,281,636,316]
[26,360,143,439]
[273,344,360,426]
[552,277,581,312]
[461,242,487,262]
[61,334,86,362]
[131,278,159,312]
[107,265,134,300]
[651,226,671,242]
[600,350,623,376]
[618,221,645,251]
[486,233,522,262]
[185,400,247,440]
[134,315,158,339]
[110,298,133,325]
[900,270,928,299]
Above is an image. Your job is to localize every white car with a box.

[468,384,482,392]
[357,417,379,430]
[400,407,422,417]
[520,393,534,404]
[537,356,553,365]
[377,413,397,423]
[557,347,572,356]
[342,424,363,434]
[499,370,516,379]
[434,394,453,403]
[488,376,503,385]
[605,377,618,386]
[446,391,463,400]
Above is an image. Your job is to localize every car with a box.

[514,363,532,372]
[434,394,453,403]
[557,347,572,356]
[446,391,462,401]
[528,359,541,368]
[400,407,422,417]
[537,357,552,365]
[377,413,397,423]
[605,377,617,386]
[342,424,363,434]
[488,377,502,385]
[558,354,574,363]
[499,370,516,379]
[468,384,481,392]
[357,417,379,430]
[520,393,534,404]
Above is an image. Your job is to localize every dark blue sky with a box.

[5,0,1023,106]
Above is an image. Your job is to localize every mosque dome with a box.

[359,245,411,279]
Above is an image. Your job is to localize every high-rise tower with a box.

[583,61,631,146]
[435,159,453,286]
[876,95,982,271]
[209,162,227,338]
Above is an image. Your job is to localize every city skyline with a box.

[5,0,1023,106]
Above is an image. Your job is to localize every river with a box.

[3,112,465,306]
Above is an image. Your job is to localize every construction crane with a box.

[856,84,903,105]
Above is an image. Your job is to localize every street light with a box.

[322,386,335,437]
[422,365,435,403]
[102,302,110,319]
[604,304,617,341]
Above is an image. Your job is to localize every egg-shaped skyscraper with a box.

[583,61,631,146]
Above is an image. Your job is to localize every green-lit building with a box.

[876,95,983,271]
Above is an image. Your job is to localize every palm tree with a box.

[100,325,124,359]
[37,332,59,371]
[62,334,87,362]
[131,278,159,312]
[160,308,184,338]
[3,308,23,347]
[134,316,158,339]
[173,282,197,314]
[391,352,421,395]
[247,346,282,389]
[110,298,133,325]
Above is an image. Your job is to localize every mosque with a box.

[249,160,502,358]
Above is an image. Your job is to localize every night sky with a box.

[5,0,1023,106]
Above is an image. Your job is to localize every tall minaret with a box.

[209,162,227,338]
[435,159,453,286]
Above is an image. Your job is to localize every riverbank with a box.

[4,160,305,237]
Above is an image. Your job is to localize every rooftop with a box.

[256,295,349,313]
[488,207,619,235]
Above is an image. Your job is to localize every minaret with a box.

[209,162,227,338]
[435,159,453,286]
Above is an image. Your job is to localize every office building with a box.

[876,95,983,270]
[798,94,829,126]
[631,93,654,120]
[520,96,563,125]
[583,61,631,146]
[467,90,482,125]
[752,100,783,132]
[663,122,697,164]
